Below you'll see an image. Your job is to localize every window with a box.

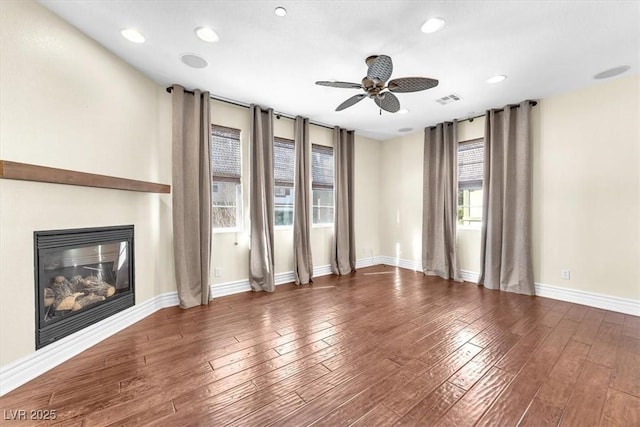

[211,125,242,231]
[312,144,334,225]
[457,138,484,226]
[274,137,295,227]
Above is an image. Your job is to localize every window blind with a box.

[211,125,241,183]
[312,144,334,190]
[274,137,295,187]
[458,138,484,190]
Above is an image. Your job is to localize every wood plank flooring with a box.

[1,265,639,426]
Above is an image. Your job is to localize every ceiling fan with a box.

[315,55,439,113]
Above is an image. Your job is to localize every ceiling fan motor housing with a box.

[362,77,384,97]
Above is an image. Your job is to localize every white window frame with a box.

[212,181,243,233]
[274,185,294,230]
[311,189,334,228]
[211,125,243,233]
[457,138,484,230]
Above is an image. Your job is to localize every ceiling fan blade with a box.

[336,94,366,111]
[316,81,363,89]
[374,92,400,113]
[387,77,439,93]
[367,55,393,83]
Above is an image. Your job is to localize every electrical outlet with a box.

[214,268,222,277]
[560,269,571,280]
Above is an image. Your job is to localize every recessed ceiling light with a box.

[195,27,219,43]
[181,53,208,69]
[487,75,507,84]
[594,65,630,80]
[121,28,145,43]
[274,7,287,17]
[399,127,413,132]
[397,109,409,114]
[421,17,445,34]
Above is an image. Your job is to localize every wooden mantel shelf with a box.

[0,160,171,194]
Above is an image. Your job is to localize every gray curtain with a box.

[331,127,355,275]
[171,85,211,308]
[293,116,313,284]
[479,100,535,295]
[249,104,275,292]
[422,121,462,282]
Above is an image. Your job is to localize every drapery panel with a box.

[171,84,211,307]
[422,121,462,281]
[249,105,275,292]
[479,100,535,295]
[331,127,355,275]
[293,116,313,284]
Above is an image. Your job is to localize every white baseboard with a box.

[534,282,640,316]
[355,256,376,269]
[275,271,296,285]
[0,291,179,397]
[209,278,252,298]
[454,267,639,316]
[460,269,480,283]
[209,263,336,298]
[314,264,333,277]
[377,259,639,316]
[377,256,421,271]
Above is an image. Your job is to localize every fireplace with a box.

[34,225,135,349]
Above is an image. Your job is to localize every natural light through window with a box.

[274,137,295,227]
[311,144,334,225]
[211,125,243,231]
[458,138,484,227]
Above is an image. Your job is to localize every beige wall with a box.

[354,136,382,263]
[0,1,174,366]
[378,120,483,270]
[210,99,381,283]
[379,132,423,264]
[379,74,640,301]
[532,74,639,300]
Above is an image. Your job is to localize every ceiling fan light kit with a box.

[316,55,438,114]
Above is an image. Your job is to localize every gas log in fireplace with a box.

[34,225,135,349]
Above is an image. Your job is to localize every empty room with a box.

[0,0,639,425]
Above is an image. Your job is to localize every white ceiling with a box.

[40,0,639,140]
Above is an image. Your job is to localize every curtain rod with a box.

[168,86,536,133]
[456,100,538,124]
[426,100,539,129]
[166,86,335,131]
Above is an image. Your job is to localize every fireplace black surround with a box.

[34,225,135,349]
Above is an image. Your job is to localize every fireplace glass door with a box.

[35,225,135,348]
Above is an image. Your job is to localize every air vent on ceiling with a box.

[436,93,463,105]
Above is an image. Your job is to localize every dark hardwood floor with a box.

[1,265,639,426]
